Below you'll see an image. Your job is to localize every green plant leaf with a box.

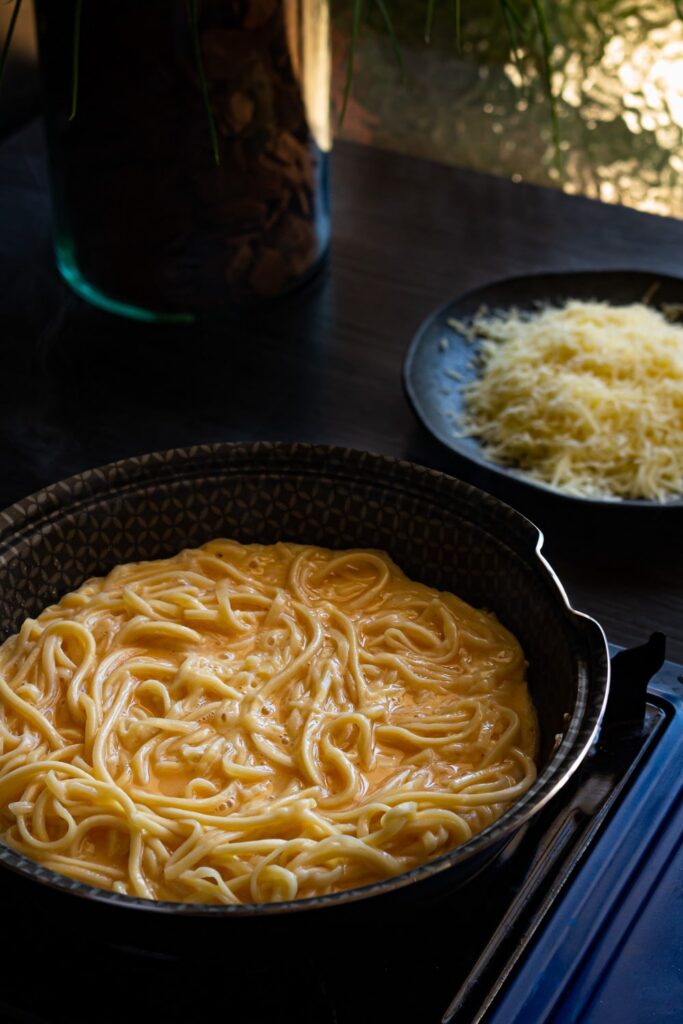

[425,0,436,43]
[69,0,83,121]
[0,0,23,91]
[188,0,220,166]
[374,0,405,78]
[501,0,526,31]
[500,0,527,92]
[531,0,562,175]
[340,0,363,125]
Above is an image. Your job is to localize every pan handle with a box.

[604,632,666,727]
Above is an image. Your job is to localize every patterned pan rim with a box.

[0,441,610,916]
[0,441,543,546]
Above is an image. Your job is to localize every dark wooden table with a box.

[2,120,682,662]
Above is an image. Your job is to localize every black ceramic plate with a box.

[404,270,683,510]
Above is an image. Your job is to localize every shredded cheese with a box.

[459,300,683,501]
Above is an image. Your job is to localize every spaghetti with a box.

[0,540,537,904]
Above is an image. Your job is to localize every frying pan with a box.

[0,442,609,939]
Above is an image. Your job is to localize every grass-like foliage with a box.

[2,0,682,173]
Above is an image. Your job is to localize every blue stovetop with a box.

[486,656,683,1024]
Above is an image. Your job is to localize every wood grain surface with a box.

[1,120,682,661]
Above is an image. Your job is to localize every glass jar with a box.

[35,0,331,321]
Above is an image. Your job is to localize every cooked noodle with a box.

[0,541,537,904]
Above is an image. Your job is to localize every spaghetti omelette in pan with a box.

[0,443,608,915]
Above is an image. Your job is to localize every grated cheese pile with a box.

[459,300,683,501]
